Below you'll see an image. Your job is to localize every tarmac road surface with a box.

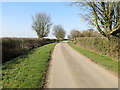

[46,42,118,88]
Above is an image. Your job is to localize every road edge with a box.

[44,43,57,88]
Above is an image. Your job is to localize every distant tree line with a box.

[68,29,102,43]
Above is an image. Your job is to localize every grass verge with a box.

[68,42,118,74]
[2,43,56,88]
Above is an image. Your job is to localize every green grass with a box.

[2,43,56,88]
[68,42,118,74]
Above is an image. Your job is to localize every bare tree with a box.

[70,30,80,43]
[73,1,120,38]
[53,25,66,40]
[32,12,52,38]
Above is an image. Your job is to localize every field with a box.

[2,43,56,88]
[68,42,118,74]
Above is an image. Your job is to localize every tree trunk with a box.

[73,37,77,44]
[37,33,42,38]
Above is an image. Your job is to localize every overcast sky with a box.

[2,2,90,38]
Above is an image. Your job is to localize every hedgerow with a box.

[76,37,119,60]
[2,38,57,63]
